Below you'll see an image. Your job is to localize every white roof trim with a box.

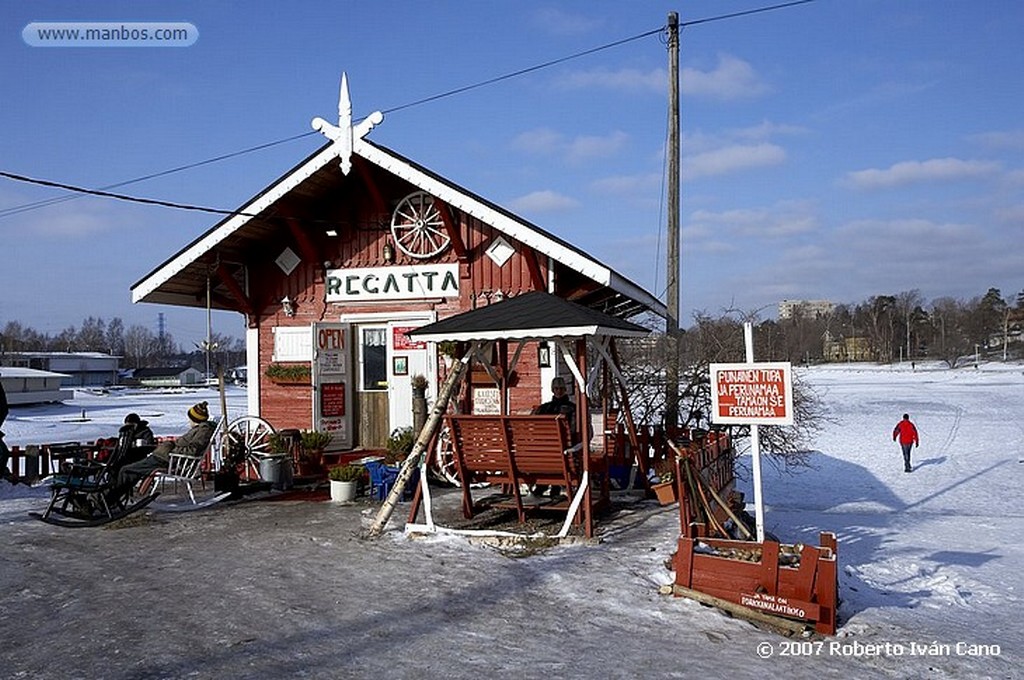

[356,140,611,285]
[411,326,650,343]
[132,145,338,303]
[133,139,665,317]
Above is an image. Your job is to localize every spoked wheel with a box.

[211,416,276,479]
[390,191,451,259]
[428,425,487,488]
[429,425,458,486]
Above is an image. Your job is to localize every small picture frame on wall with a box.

[393,355,408,375]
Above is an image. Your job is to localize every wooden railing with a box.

[4,436,177,483]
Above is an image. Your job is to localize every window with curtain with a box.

[361,327,387,391]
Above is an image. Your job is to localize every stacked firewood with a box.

[692,541,805,566]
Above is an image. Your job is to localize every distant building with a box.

[132,366,204,388]
[778,299,834,320]
[0,366,73,404]
[823,331,872,362]
[0,352,119,387]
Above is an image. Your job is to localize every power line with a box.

[0,170,264,218]
[381,26,665,115]
[0,131,316,219]
[0,27,668,220]
[0,2,814,221]
[682,0,814,28]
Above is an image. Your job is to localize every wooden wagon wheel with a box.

[428,425,487,489]
[211,415,276,478]
[390,191,450,259]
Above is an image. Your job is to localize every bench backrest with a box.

[504,415,573,483]
[446,415,515,484]
[447,414,575,487]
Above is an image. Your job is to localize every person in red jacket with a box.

[892,413,919,472]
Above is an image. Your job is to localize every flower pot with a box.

[330,479,357,503]
[652,480,677,506]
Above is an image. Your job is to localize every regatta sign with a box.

[710,362,793,425]
[325,264,459,302]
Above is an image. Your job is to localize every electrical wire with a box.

[0,1,814,221]
[381,26,665,115]
[0,131,316,219]
[0,26,665,220]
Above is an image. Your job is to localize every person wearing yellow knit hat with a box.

[114,401,216,501]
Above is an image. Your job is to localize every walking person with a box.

[892,413,919,473]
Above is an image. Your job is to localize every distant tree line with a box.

[0,317,245,373]
[753,286,1023,368]
[614,285,1022,465]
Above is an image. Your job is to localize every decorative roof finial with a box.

[311,72,384,175]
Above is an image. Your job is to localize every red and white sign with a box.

[392,326,426,350]
[710,362,793,425]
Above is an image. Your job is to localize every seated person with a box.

[534,376,576,424]
[531,377,576,497]
[114,401,215,501]
[119,412,156,465]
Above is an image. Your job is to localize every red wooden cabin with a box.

[131,80,665,455]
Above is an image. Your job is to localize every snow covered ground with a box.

[1,364,1020,679]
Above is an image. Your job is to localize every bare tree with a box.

[894,289,924,362]
[618,309,826,468]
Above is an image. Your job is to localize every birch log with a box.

[367,354,468,537]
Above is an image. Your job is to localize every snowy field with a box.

[0,363,1021,679]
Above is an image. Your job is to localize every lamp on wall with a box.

[281,296,296,317]
[537,341,551,368]
[382,241,395,263]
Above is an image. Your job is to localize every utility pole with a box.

[665,11,681,431]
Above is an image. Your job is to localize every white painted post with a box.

[744,322,766,542]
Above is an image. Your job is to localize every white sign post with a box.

[709,323,793,542]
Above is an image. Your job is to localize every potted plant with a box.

[328,463,362,502]
[296,429,332,477]
[384,426,414,467]
[437,340,457,368]
[651,459,678,506]
[264,362,312,385]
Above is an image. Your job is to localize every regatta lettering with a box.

[325,264,460,302]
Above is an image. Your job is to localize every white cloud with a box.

[993,204,1024,224]
[844,158,1001,189]
[13,199,118,238]
[511,128,563,155]
[507,190,579,213]
[688,200,818,239]
[553,55,775,102]
[681,54,769,100]
[555,67,665,93]
[532,8,603,35]
[511,128,628,163]
[835,218,974,253]
[969,129,1024,150]
[565,131,628,162]
[684,143,786,180]
[590,173,661,195]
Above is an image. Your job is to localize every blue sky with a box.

[2,1,1021,349]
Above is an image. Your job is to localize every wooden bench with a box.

[446,414,607,533]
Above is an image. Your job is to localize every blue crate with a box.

[364,460,419,501]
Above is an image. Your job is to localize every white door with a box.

[387,320,432,433]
